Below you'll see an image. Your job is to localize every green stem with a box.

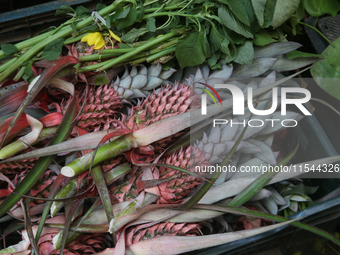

[99,48,135,54]
[79,53,123,62]
[130,47,176,65]
[104,163,132,185]
[97,32,177,71]
[143,5,186,13]
[157,38,178,50]
[143,12,196,19]
[0,0,125,82]
[64,32,91,45]
[0,33,52,60]
[61,134,134,177]
[13,66,26,82]
[0,126,57,160]
[0,57,17,73]
[146,47,176,63]
[77,59,113,72]
[0,139,27,160]
[299,22,335,48]
[129,46,173,65]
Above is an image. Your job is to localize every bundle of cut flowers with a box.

[0,0,340,254]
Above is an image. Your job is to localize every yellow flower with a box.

[81,32,105,50]
[109,30,121,42]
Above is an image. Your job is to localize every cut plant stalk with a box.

[51,163,132,217]
[0,129,122,163]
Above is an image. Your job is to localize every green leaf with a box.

[209,25,222,53]
[220,38,231,55]
[251,0,267,27]
[96,3,107,11]
[121,28,149,44]
[146,18,156,32]
[55,5,75,16]
[234,41,254,65]
[95,75,108,85]
[115,6,137,30]
[228,31,246,45]
[137,0,145,19]
[286,50,321,59]
[211,63,222,70]
[218,6,253,38]
[311,37,340,101]
[75,6,89,18]
[304,0,340,17]
[175,31,206,68]
[41,38,64,61]
[296,0,305,21]
[208,51,221,68]
[243,0,260,33]
[0,44,17,55]
[113,6,131,21]
[254,31,278,46]
[224,42,238,63]
[218,0,250,26]
[22,63,34,83]
[263,0,277,28]
[270,0,301,28]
